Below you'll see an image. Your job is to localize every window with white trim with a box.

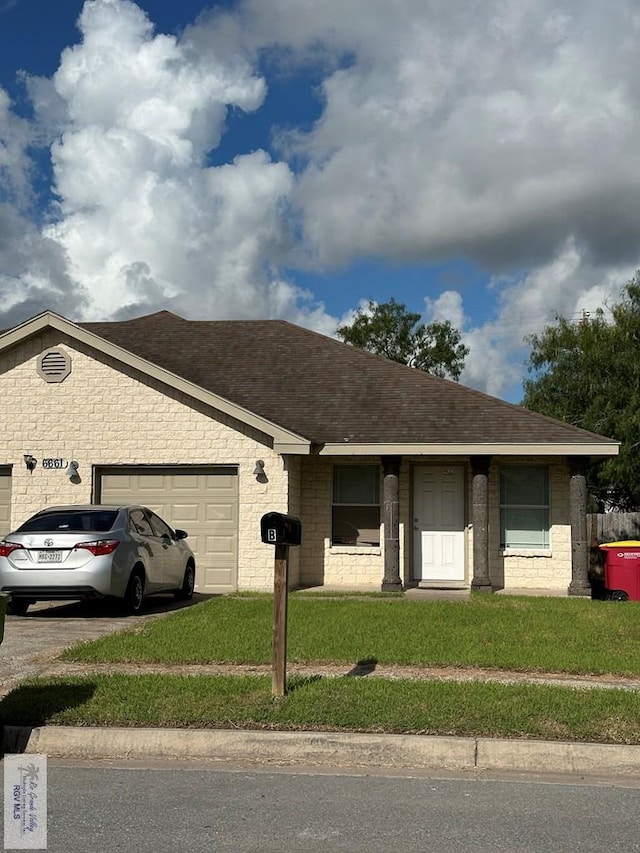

[332,465,380,546]
[500,465,550,549]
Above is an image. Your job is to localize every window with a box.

[147,511,174,540]
[500,465,550,549]
[18,510,117,533]
[129,509,154,538]
[332,465,380,546]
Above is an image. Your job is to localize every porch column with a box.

[568,456,591,597]
[381,455,403,591]
[470,455,492,592]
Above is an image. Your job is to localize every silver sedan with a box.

[0,504,196,615]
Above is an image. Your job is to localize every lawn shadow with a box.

[0,681,97,753]
[345,657,378,677]
[285,674,323,694]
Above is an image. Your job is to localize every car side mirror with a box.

[174,529,188,540]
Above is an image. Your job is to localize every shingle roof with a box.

[80,310,615,448]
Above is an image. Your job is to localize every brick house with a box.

[0,310,619,596]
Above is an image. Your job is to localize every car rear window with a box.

[17,510,119,533]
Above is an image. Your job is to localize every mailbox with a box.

[261,512,302,546]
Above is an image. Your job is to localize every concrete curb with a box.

[5,725,640,776]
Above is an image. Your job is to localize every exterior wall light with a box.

[65,461,80,482]
[23,454,37,473]
[253,460,267,482]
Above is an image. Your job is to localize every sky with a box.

[1,0,639,402]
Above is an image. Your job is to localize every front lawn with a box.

[3,673,640,744]
[4,594,640,743]
[62,593,640,677]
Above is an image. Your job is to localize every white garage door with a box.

[0,469,11,537]
[96,466,238,594]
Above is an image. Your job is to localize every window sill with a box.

[501,549,552,558]
[329,545,382,556]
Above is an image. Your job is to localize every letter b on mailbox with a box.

[260,512,302,546]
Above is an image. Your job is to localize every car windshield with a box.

[17,510,119,534]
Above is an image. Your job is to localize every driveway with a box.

[0,596,205,699]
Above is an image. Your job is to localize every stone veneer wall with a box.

[0,331,290,591]
[299,456,572,591]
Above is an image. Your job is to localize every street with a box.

[17,759,640,852]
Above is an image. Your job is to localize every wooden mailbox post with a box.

[260,512,302,697]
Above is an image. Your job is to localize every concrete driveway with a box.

[0,596,206,699]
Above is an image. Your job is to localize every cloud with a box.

[0,203,89,325]
[2,0,640,401]
[250,0,640,275]
[458,238,633,398]
[0,87,34,208]
[24,0,337,329]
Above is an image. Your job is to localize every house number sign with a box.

[42,458,66,469]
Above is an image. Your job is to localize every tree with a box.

[336,298,469,381]
[522,275,640,510]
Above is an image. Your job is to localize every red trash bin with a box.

[599,541,640,601]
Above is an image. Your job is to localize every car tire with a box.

[174,564,195,601]
[7,598,33,616]
[123,569,145,615]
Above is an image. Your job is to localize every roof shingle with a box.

[81,310,616,448]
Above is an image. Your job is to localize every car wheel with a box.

[174,564,195,601]
[123,569,145,614]
[7,598,33,616]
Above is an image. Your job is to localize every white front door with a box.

[413,465,465,583]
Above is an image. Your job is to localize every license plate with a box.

[37,550,63,563]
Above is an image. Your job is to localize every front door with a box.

[413,465,465,583]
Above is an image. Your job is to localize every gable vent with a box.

[37,348,72,384]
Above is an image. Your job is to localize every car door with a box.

[128,508,166,592]
[145,510,184,588]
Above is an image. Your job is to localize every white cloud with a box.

[424,291,466,329]
[29,0,338,328]
[458,239,633,398]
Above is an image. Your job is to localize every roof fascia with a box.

[316,442,620,457]
[0,312,311,451]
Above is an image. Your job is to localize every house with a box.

[0,310,619,596]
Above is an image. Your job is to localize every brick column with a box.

[568,456,591,597]
[470,455,493,592]
[381,456,403,591]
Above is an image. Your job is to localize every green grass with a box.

[62,594,640,677]
[2,673,640,744]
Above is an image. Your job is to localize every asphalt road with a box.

[21,760,640,853]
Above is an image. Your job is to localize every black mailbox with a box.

[261,512,302,546]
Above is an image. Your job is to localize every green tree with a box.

[336,298,469,381]
[523,275,640,510]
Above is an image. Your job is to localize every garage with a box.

[96,466,238,594]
